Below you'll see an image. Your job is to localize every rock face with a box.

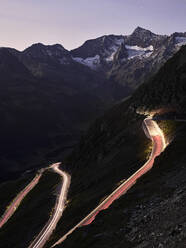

[71,35,124,70]
[70,27,186,93]
[110,28,186,91]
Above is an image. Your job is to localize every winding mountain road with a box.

[0,117,166,247]
[52,117,166,247]
[0,172,42,229]
[29,163,70,248]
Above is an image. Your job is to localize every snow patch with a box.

[175,37,186,46]
[143,51,153,58]
[125,45,153,52]
[125,45,154,60]
[73,55,100,70]
[106,46,118,62]
[106,38,124,62]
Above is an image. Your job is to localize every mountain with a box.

[110,28,186,91]
[71,35,124,70]
[0,27,186,181]
[0,46,125,181]
[70,27,186,94]
[1,32,186,247]
[44,46,186,248]
[131,45,186,113]
[11,43,73,78]
[0,48,31,78]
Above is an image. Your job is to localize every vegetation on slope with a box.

[131,45,186,112]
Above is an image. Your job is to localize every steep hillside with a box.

[61,127,186,248]
[1,36,186,248]
[1,27,186,181]
[45,46,186,247]
[0,47,125,181]
[131,45,186,113]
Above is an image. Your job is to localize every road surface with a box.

[29,163,70,248]
[0,173,42,229]
[52,117,166,247]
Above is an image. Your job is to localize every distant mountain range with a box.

[0,26,186,179]
[70,26,186,91]
[4,26,186,94]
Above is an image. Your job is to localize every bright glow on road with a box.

[52,117,166,247]
[144,118,166,150]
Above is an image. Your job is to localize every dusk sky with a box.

[1,0,186,51]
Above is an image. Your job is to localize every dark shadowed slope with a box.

[46,45,186,248]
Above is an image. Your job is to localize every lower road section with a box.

[0,172,42,229]
[29,163,70,248]
[52,117,166,247]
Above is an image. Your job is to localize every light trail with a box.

[29,163,70,248]
[0,173,42,229]
[52,117,166,247]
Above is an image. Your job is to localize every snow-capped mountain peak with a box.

[70,35,124,69]
[14,27,186,72]
[73,55,101,70]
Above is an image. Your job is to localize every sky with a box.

[1,0,186,51]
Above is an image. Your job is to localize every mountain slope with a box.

[45,46,186,247]
[1,27,186,181]
[0,47,126,181]
[61,130,186,248]
[71,35,124,70]
[70,27,186,94]
[1,32,186,248]
[131,45,186,112]
[110,28,186,92]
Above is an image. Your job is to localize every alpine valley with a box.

[1,26,186,248]
[0,26,186,180]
